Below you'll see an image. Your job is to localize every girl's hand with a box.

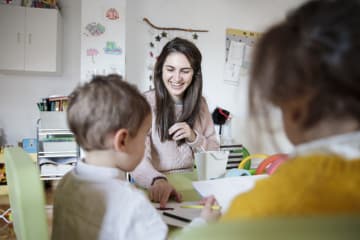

[200,195,221,222]
[168,122,196,142]
[149,179,182,208]
[198,195,218,205]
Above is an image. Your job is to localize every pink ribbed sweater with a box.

[131,90,219,188]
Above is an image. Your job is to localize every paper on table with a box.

[192,175,268,212]
[152,201,201,228]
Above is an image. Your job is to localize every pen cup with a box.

[195,151,229,180]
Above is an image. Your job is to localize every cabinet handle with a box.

[17,32,21,44]
[28,33,32,45]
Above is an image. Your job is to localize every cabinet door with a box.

[0,5,25,71]
[25,7,59,72]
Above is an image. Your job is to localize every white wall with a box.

[126,0,305,153]
[0,0,81,145]
[0,0,306,152]
[80,0,126,82]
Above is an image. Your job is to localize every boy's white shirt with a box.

[52,159,206,240]
[52,159,167,240]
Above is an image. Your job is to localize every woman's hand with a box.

[200,195,221,222]
[149,179,182,208]
[168,122,196,142]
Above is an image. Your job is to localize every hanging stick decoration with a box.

[143,18,209,33]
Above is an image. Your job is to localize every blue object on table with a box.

[225,168,251,177]
[22,138,37,153]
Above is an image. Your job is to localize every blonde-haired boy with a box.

[52,74,167,239]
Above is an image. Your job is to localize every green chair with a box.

[4,147,49,240]
[174,216,360,240]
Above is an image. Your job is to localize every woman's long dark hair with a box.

[154,37,203,144]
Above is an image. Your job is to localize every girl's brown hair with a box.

[250,0,360,134]
[153,37,203,144]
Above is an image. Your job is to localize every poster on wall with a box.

[224,28,260,86]
[81,0,126,82]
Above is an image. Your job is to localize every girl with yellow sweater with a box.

[222,0,360,220]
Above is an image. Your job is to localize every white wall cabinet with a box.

[0,5,62,73]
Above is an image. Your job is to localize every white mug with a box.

[195,151,229,180]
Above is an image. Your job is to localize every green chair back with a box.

[4,147,48,240]
[174,216,360,240]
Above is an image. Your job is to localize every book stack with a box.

[37,96,69,112]
[27,0,59,9]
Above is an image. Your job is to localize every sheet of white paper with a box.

[152,201,201,228]
[242,45,254,68]
[227,40,245,65]
[192,175,268,212]
[224,62,241,84]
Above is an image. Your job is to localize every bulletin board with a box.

[80,0,126,82]
[224,28,261,85]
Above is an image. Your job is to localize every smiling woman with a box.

[162,52,194,104]
[131,38,219,207]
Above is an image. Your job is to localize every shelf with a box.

[40,176,64,181]
[38,163,77,178]
[38,153,78,158]
[37,114,80,180]
[38,129,73,134]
